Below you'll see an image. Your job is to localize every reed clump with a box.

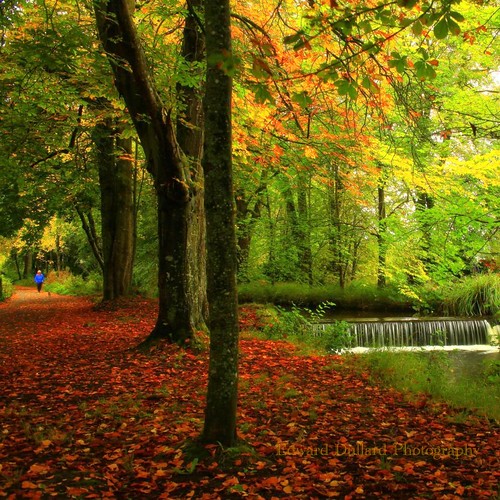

[442,274,500,317]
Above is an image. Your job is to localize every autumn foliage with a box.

[0,288,498,498]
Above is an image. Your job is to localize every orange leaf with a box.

[28,464,50,474]
[21,481,38,489]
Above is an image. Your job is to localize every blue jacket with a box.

[34,273,45,284]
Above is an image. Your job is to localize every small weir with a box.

[315,318,494,348]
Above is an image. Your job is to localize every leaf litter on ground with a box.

[0,287,498,499]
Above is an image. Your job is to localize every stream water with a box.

[315,313,500,382]
[317,312,498,347]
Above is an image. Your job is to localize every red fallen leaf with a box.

[222,477,239,488]
[66,487,90,496]
[21,481,38,489]
[260,476,280,487]
[28,464,50,474]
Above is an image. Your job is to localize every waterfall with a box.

[315,318,492,347]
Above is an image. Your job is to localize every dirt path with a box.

[0,285,91,321]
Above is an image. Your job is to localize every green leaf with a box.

[335,79,357,99]
[414,60,437,80]
[412,20,423,36]
[292,91,313,108]
[317,65,338,82]
[417,48,429,60]
[283,32,303,45]
[449,11,465,22]
[447,18,461,36]
[361,76,378,93]
[434,18,449,39]
[253,84,274,104]
[358,20,372,33]
[333,19,353,36]
[388,53,408,74]
[293,37,311,51]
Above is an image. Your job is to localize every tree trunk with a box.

[95,119,136,300]
[377,184,387,288]
[12,250,22,280]
[202,0,239,447]
[23,252,32,279]
[235,179,265,280]
[415,191,435,276]
[75,206,104,271]
[329,165,346,288]
[297,174,313,285]
[94,0,206,344]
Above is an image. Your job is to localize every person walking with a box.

[34,270,45,293]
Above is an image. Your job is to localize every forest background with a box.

[0,0,499,313]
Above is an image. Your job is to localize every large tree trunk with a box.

[202,0,239,446]
[94,0,206,344]
[174,0,208,335]
[95,119,136,300]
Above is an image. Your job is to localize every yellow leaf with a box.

[304,146,318,159]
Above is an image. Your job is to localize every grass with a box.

[238,281,411,311]
[344,349,500,423]
[442,273,500,316]
[245,303,500,422]
[238,275,500,318]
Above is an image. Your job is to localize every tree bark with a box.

[94,0,206,343]
[297,173,313,285]
[23,252,33,279]
[94,119,136,300]
[202,0,239,446]
[329,165,346,288]
[377,184,387,288]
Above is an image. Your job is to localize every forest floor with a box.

[0,287,498,499]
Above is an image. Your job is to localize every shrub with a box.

[0,276,13,300]
[261,303,354,353]
[45,271,102,296]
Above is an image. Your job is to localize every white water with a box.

[346,344,499,354]
[315,318,498,348]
